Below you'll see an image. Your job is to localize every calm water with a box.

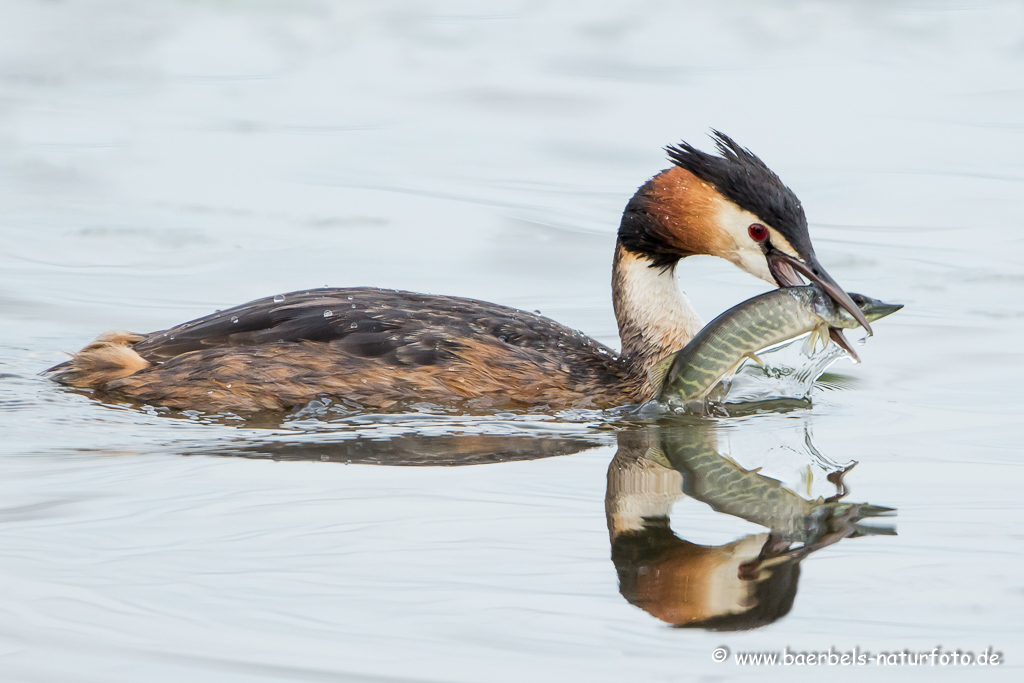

[1,1,1023,681]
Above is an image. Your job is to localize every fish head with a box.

[807,287,902,359]
[817,290,903,329]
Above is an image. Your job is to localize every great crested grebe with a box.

[49,132,867,413]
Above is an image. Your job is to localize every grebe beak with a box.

[766,249,873,337]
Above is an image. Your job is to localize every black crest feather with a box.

[665,131,812,257]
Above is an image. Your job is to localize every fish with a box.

[644,426,895,545]
[650,285,902,407]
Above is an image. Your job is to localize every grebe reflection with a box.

[606,425,894,630]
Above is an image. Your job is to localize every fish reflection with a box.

[606,425,894,630]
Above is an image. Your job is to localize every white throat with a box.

[614,248,705,363]
[606,456,685,535]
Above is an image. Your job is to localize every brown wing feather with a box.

[134,288,603,363]
[54,288,645,412]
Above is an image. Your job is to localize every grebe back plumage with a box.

[49,132,865,413]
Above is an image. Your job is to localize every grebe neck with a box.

[612,241,704,373]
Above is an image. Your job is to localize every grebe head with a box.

[618,130,871,335]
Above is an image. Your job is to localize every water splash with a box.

[709,334,849,408]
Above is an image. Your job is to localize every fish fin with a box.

[802,329,817,355]
[744,351,764,367]
[803,324,826,355]
[645,445,672,468]
[720,358,745,382]
[801,465,814,497]
[647,353,676,394]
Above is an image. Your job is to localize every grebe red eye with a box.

[748,223,768,242]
